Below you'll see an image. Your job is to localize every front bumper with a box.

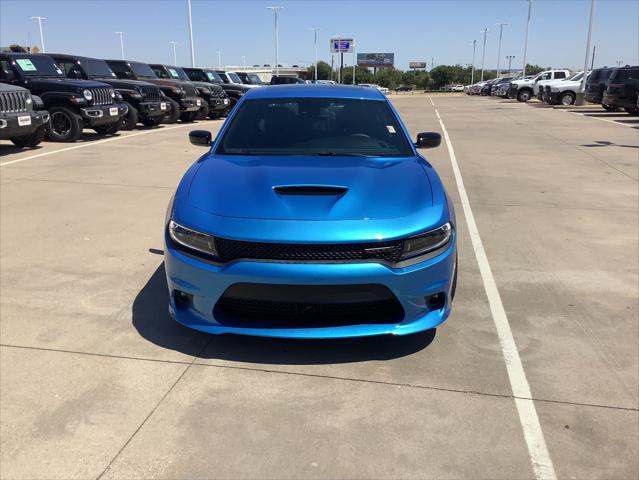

[179,96,201,112]
[81,103,128,126]
[138,100,170,118]
[547,91,561,105]
[209,96,230,112]
[0,110,49,139]
[163,234,456,339]
[603,92,636,110]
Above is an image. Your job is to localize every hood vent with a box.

[273,185,348,196]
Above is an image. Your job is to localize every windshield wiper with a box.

[310,152,374,157]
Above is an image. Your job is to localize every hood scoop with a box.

[273,185,348,196]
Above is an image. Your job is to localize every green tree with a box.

[306,61,333,80]
[401,70,431,89]
[342,66,374,85]
[373,68,403,89]
[524,64,545,76]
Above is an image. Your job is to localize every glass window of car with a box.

[538,72,551,81]
[248,73,263,85]
[153,67,169,78]
[611,69,631,82]
[129,62,157,79]
[84,58,116,78]
[217,97,413,158]
[12,55,64,77]
[205,70,223,83]
[107,61,130,78]
[555,71,567,79]
[227,72,242,84]
[171,67,191,81]
[55,59,78,77]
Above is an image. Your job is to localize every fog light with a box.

[173,290,193,308]
[426,292,445,311]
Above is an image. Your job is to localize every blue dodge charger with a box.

[164,85,457,338]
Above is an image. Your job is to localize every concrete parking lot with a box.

[1,94,637,479]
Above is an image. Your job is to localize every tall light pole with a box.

[242,55,246,67]
[521,0,533,78]
[267,6,283,76]
[470,40,477,84]
[115,31,125,60]
[31,16,46,53]
[310,27,320,81]
[352,40,356,85]
[495,23,508,78]
[506,55,516,76]
[216,50,222,68]
[169,41,177,65]
[577,0,596,105]
[616,60,623,67]
[480,27,489,82]
[187,0,195,67]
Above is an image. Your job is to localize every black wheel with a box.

[141,116,163,127]
[93,122,120,135]
[119,102,138,130]
[517,89,532,102]
[602,103,617,112]
[10,125,46,148]
[46,106,83,142]
[179,110,198,123]
[560,92,576,106]
[624,107,639,115]
[162,98,181,124]
[195,99,210,120]
[207,110,220,119]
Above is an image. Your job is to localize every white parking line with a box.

[0,120,220,168]
[565,110,637,128]
[429,96,557,480]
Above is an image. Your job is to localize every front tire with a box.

[560,92,576,106]
[46,106,83,142]
[602,103,617,112]
[517,89,532,102]
[179,110,198,123]
[10,125,46,148]
[162,98,180,124]
[195,99,209,120]
[624,107,639,115]
[141,116,163,127]
[119,102,138,130]
[93,122,121,135]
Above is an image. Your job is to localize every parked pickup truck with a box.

[183,68,248,114]
[105,59,200,123]
[0,53,128,141]
[508,70,570,102]
[544,72,588,106]
[50,54,169,129]
[0,83,49,147]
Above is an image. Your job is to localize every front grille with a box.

[214,237,405,264]
[183,84,198,97]
[90,87,114,106]
[0,90,29,113]
[214,283,404,328]
[141,85,161,102]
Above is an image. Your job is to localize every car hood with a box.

[25,77,112,91]
[90,78,158,90]
[187,155,433,221]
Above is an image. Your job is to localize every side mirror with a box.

[415,132,441,149]
[189,130,212,147]
[3,69,16,83]
[73,70,83,79]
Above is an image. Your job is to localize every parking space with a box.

[1,95,637,479]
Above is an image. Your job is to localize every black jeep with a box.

[0,53,128,142]
[0,83,50,147]
[584,67,615,110]
[183,68,249,113]
[150,64,228,120]
[602,65,639,115]
[105,59,200,123]
[50,54,169,129]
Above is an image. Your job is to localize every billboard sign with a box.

[357,53,394,67]
[330,38,354,53]
[409,61,427,69]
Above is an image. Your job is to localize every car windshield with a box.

[13,55,64,77]
[205,70,223,82]
[84,58,116,78]
[217,97,413,158]
[129,61,157,79]
[228,72,242,83]
[248,73,263,85]
[568,72,583,81]
[166,66,190,81]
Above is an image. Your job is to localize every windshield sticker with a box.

[169,68,179,78]
[16,59,37,71]
[206,73,215,81]
[386,125,396,134]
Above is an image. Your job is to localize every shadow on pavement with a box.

[580,140,639,149]
[0,144,44,157]
[132,263,436,365]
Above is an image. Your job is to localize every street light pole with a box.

[577,0,596,105]
[242,55,246,67]
[115,31,125,60]
[31,16,46,53]
[216,51,222,68]
[310,27,320,81]
[187,0,195,66]
[506,55,515,76]
[521,0,533,78]
[470,40,477,84]
[267,6,283,76]
[495,23,508,78]
[169,41,177,65]
[480,27,489,82]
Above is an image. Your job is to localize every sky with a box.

[1,0,637,72]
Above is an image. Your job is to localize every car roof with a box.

[244,84,386,100]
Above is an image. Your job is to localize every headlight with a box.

[171,86,185,96]
[82,89,93,101]
[169,220,217,257]
[550,87,559,92]
[114,91,123,101]
[400,223,452,260]
[26,97,32,104]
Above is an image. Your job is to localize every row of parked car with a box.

[464,65,639,114]
[0,51,290,147]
